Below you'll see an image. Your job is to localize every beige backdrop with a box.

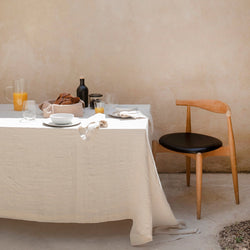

[0,0,249,172]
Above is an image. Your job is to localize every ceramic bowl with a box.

[50,113,74,125]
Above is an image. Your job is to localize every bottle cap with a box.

[80,76,84,79]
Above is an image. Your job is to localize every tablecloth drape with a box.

[0,104,178,245]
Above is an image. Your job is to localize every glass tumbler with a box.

[22,100,36,120]
[94,100,105,114]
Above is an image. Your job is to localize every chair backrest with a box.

[176,100,230,114]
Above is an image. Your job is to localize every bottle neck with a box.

[80,78,85,86]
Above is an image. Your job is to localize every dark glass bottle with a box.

[77,77,88,107]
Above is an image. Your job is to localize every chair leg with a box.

[196,153,203,219]
[230,151,240,204]
[186,156,191,186]
[227,115,239,204]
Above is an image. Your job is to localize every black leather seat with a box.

[159,132,223,154]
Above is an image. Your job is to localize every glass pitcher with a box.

[5,79,28,111]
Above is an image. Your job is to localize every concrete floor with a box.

[0,173,249,250]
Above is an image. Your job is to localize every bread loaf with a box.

[54,93,80,105]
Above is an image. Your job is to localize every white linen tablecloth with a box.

[0,104,178,245]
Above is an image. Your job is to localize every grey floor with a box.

[0,173,249,250]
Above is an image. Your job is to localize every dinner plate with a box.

[43,118,81,127]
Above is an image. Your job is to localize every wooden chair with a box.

[152,100,239,219]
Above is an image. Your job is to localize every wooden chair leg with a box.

[230,152,240,204]
[186,156,191,186]
[196,153,203,219]
[227,115,239,204]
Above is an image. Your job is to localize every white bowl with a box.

[50,113,74,125]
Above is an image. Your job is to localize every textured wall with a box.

[0,0,249,171]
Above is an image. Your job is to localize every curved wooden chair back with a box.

[176,99,230,114]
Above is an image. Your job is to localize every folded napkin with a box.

[112,108,147,119]
[78,113,108,140]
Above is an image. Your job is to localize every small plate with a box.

[108,107,139,119]
[43,118,81,127]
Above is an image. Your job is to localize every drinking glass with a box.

[94,100,105,114]
[22,100,36,120]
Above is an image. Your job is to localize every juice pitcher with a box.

[5,79,28,111]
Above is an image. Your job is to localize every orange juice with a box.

[95,107,104,114]
[13,92,28,111]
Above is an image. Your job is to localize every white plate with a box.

[108,112,131,119]
[43,118,81,127]
[108,108,140,119]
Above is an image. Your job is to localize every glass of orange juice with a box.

[94,100,105,114]
[5,79,28,111]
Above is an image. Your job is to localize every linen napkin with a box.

[78,113,108,140]
[153,221,200,242]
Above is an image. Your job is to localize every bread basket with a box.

[39,100,85,118]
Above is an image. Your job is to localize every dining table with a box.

[0,104,178,246]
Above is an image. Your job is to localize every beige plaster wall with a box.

[0,0,249,172]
